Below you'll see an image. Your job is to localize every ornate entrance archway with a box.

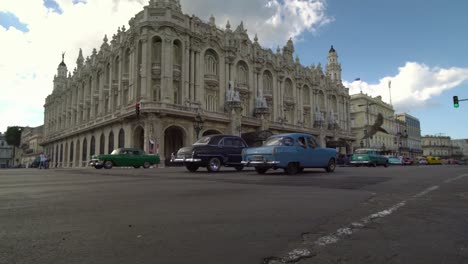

[133,126,145,150]
[164,126,185,166]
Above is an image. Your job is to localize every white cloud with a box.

[344,62,468,112]
[0,0,332,132]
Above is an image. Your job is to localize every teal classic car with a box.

[89,148,160,169]
[241,133,338,175]
[350,148,389,167]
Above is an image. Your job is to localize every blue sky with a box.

[0,0,467,139]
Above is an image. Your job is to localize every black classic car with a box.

[171,134,247,172]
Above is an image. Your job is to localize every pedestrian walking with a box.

[39,153,47,169]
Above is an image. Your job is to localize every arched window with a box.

[108,131,114,154]
[173,40,182,66]
[90,136,96,156]
[99,133,105,154]
[303,86,310,105]
[60,144,63,163]
[152,37,162,63]
[285,79,293,97]
[263,71,273,95]
[237,62,248,85]
[204,49,218,76]
[118,129,125,148]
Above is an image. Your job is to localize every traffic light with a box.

[453,96,459,108]
[135,101,141,116]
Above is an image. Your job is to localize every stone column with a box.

[190,49,195,101]
[140,36,149,101]
[184,41,190,103]
[195,51,204,106]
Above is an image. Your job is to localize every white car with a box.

[417,158,428,165]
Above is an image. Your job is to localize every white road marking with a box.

[413,185,439,198]
[444,174,468,184]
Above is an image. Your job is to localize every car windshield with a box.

[193,136,211,145]
[110,149,121,155]
[264,136,294,146]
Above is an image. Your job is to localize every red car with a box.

[403,157,413,165]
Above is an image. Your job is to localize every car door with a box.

[230,138,245,164]
[222,137,238,164]
[305,136,323,167]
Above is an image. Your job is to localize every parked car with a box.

[417,158,428,165]
[426,156,442,165]
[388,156,404,165]
[403,157,413,165]
[350,149,389,167]
[171,135,247,172]
[241,133,337,175]
[89,148,160,169]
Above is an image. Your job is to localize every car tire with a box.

[133,166,140,169]
[384,161,389,168]
[207,157,221,172]
[185,164,199,172]
[284,162,299,175]
[255,167,268,174]
[104,161,113,169]
[325,158,336,173]
[234,165,244,172]
[143,161,151,169]
[94,165,103,169]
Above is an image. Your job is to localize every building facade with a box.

[0,133,13,168]
[350,93,410,156]
[395,113,422,158]
[452,139,468,160]
[422,135,453,158]
[20,126,44,167]
[42,0,354,167]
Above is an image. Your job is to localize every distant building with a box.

[395,113,422,158]
[451,139,468,160]
[351,93,400,155]
[20,126,44,167]
[422,135,453,159]
[0,133,13,168]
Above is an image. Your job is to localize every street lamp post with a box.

[193,113,204,140]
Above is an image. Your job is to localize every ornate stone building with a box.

[20,126,44,167]
[42,0,354,167]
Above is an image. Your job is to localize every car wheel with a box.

[207,157,221,172]
[298,168,304,173]
[234,165,244,172]
[104,160,113,169]
[284,162,299,175]
[185,164,199,172]
[143,161,151,169]
[384,161,389,168]
[94,165,103,169]
[133,166,140,169]
[255,167,268,174]
[325,158,336,173]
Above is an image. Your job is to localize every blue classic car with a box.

[241,133,338,175]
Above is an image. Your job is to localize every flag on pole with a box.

[388,80,392,88]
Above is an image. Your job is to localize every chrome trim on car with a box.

[349,161,370,164]
[241,160,280,166]
[171,158,202,163]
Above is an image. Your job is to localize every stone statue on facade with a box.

[226,80,241,102]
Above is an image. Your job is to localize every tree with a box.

[5,126,23,147]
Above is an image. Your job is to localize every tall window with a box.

[108,131,114,154]
[118,129,125,148]
[82,139,88,163]
[90,136,96,156]
[99,134,105,154]
[237,62,248,85]
[204,50,218,76]
[285,79,293,97]
[263,71,273,95]
[303,86,310,105]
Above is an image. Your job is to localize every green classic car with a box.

[350,148,389,167]
[89,148,160,169]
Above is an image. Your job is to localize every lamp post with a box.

[193,113,204,140]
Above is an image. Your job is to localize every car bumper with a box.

[89,160,103,166]
[171,158,202,163]
[241,160,280,166]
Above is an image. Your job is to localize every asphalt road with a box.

[1,165,467,264]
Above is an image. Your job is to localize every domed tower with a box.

[326,45,342,82]
[53,53,68,92]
